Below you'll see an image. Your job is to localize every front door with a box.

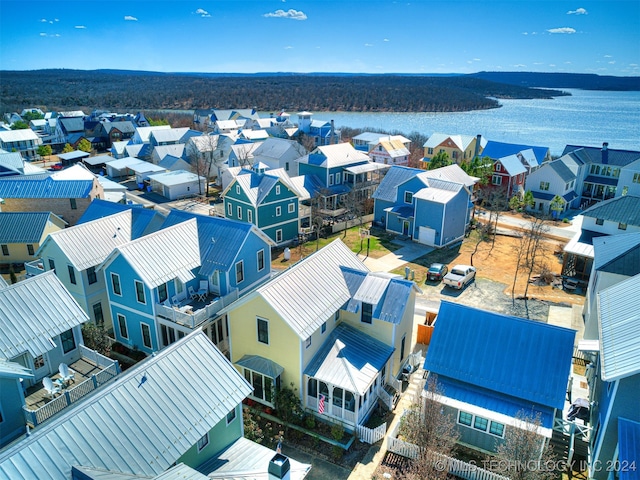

[402,221,410,236]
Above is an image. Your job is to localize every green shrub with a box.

[331,423,344,442]
[243,411,264,444]
[332,445,344,460]
[304,415,316,430]
[562,218,570,223]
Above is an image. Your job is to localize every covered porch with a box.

[304,323,394,428]
[236,355,284,407]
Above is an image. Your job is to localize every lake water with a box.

[306,89,640,157]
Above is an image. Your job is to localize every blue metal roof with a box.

[387,205,414,218]
[563,145,640,167]
[584,175,618,186]
[618,417,640,480]
[482,141,549,165]
[436,377,556,429]
[0,177,94,199]
[79,199,165,239]
[372,165,424,202]
[161,210,255,276]
[423,301,575,409]
[582,196,640,226]
[0,212,55,243]
[532,191,555,201]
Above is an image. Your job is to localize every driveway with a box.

[281,444,351,480]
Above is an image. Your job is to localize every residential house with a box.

[37,210,135,333]
[104,156,143,178]
[151,143,186,165]
[488,153,527,199]
[0,330,310,479]
[297,143,371,213]
[149,127,200,147]
[352,132,411,153]
[130,125,172,144]
[78,198,166,239]
[57,150,90,167]
[193,108,215,129]
[0,174,104,225]
[147,170,206,200]
[246,137,308,176]
[0,151,47,177]
[369,138,411,167]
[28,119,47,133]
[158,154,193,174]
[372,165,477,246]
[297,112,340,146]
[185,134,234,183]
[0,272,93,445]
[0,129,42,160]
[617,157,640,198]
[222,238,419,430]
[0,212,66,268]
[578,232,640,480]
[55,117,85,146]
[421,133,486,167]
[562,195,640,281]
[481,140,550,173]
[423,301,575,456]
[524,155,580,215]
[226,141,262,172]
[98,120,136,147]
[110,140,129,159]
[223,165,301,245]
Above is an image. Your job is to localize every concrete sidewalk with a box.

[357,238,433,273]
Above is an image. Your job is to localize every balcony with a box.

[156,290,239,329]
[22,345,121,427]
[24,259,45,277]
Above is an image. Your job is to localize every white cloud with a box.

[54,33,60,37]
[473,58,481,62]
[609,61,616,64]
[196,8,210,17]
[549,64,556,67]
[75,25,86,29]
[284,45,293,49]
[40,18,47,23]
[522,32,528,35]
[39,32,47,36]
[364,43,373,47]
[49,21,53,24]
[54,18,59,22]
[383,38,389,42]
[263,9,307,20]
[124,15,138,21]
[565,61,572,64]
[567,8,587,15]
[630,64,638,67]
[533,62,544,65]
[547,27,576,34]
[513,64,527,68]
[604,55,612,58]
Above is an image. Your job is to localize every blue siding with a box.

[228,232,272,294]
[414,199,444,243]
[373,199,394,225]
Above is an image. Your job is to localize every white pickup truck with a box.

[443,265,476,289]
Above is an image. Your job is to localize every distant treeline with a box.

[0,69,567,115]
[470,71,640,91]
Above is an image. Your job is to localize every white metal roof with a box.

[148,170,203,187]
[50,163,96,181]
[598,273,640,381]
[300,143,370,168]
[420,163,478,187]
[40,210,132,271]
[0,359,34,379]
[105,156,144,170]
[134,125,171,143]
[106,219,200,288]
[0,331,252,479]
[0,271,89,360]
[0,128,39,142]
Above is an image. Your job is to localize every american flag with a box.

[318,394,325,414]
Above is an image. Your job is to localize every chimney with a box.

[268,453,291,480]
[330,120,335,145]
[473,134,482,160]
[602,142,609,164]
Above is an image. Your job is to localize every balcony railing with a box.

[23,345,120,428]
[24,259,45,277]
[156,290,239,329]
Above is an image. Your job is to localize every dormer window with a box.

[275,185,281,195]
[361,302,373,324]
[404,191,413,204]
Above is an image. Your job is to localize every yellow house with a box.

[0,212,66,267]
[421,133,487,168]
[223,238,419,429]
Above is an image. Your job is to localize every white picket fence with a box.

[356,422,387,444]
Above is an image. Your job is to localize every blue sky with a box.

[1,1,638,75]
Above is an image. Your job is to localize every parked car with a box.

[443,264,476,289]
[48,163,63,171]
[426,263,448,282]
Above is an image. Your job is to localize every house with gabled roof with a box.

[562,196,640,280]
[0,211,66,267]
[578,233,640,480]
[617,157,640,198]
[98,120,136,147]
[369,138,410,167]
[223,165,301,245]
[524,157,579,215]
[352,132,411,153]
[221,239,419,429]
[297,112,340,146]
[0,129,42,160]
[423,301,575,456]
[421,133,486,167]
[246,137,308,176]
[131,125,172,144]
[0,330,311,479]
[78,198,165,239]
[481,140,550,172]
[149,127,200,147]
[151,143,186,165]
[373,164,477,246]
[488,153,527,199]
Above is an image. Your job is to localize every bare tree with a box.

[487,410,556,480]
[511,217,550,304]
[398,375,459,480]
[187,134,227,196]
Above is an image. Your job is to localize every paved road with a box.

[477,209,583,241]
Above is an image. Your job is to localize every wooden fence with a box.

[356,422,387,444]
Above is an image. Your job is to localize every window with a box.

[275,185,281,195]
[158,282,168,303]
[111,273,122,296]
[27,244,34,256]
[247,209,253,223]
[48,258,56,271]
[404,191,413,204]
[0,245,7,256]
[257,249,265,271]
[595,218,604,226]
[60,328,76,354]
[236,184,241,195]
[539,181,550,191]
[288,203,295,213]
[491,175,502,185]
[92,302,104,326]
[275,206,281,217]
[400,335,406,361]
[329,174,334,186]
[276,229,283,243]
[458,411,473,426]
[473,416,489,432]
[489,421,505,437]
[141,323,152,349]
[135,280,146,304]
[322,322,327,333]
[68,265,77,285]
[334,311,339,322]
[633,173,640,184]
[257,317,269,344]
[227,202,232,216]
[235,260,244,283]
[197,433,209,452]
[70,198,77,210]
[495,163,502,172]
[619,223,627,230]
[33,355,45,370]
[226,407,237,425]
[285,162,289,171]
[237,206,242,220]
[305,336,311,348]
[87,266,97,284]
[245,369,279,404]
[428,148,434,155]
[361,302,373,324]
[336,172,341,184]
[117,314,128,339]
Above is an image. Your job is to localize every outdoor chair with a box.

[59,363,75,385]
[43,376,61,400]
[188,286,198,300]
[196,280,208,302]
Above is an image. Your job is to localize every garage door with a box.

[418,226,436,246]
